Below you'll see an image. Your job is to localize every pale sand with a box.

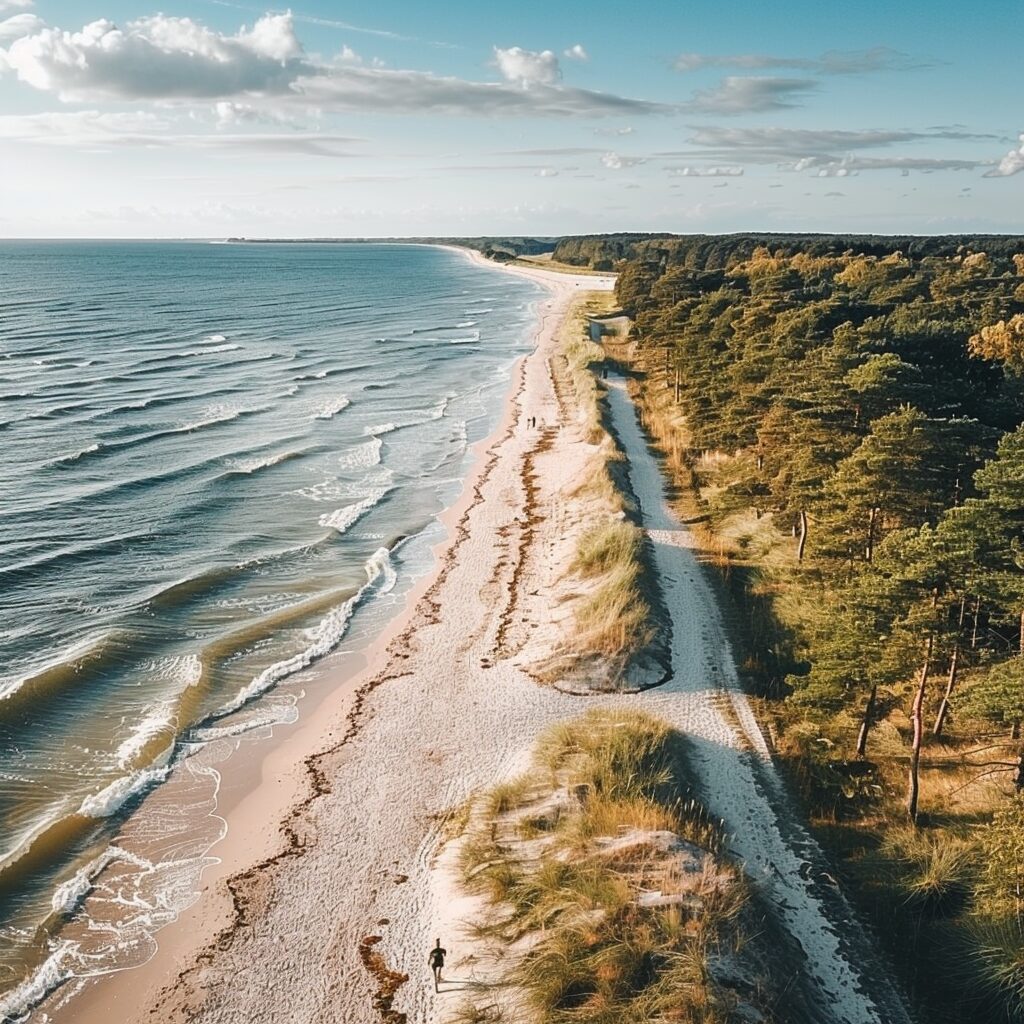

[43,250,909,1024]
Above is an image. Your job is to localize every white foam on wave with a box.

[51,845,154,918]
[113,656,201,767]
[225,450,295,475]
[78,746,174,819]
[115,705,175,769]
[201,334,227,343]
[360,395,451,439]
[363,421,398,437]
[0,632,111,704]
[0,940,76,1022]
[292,477,348,503]
[177,406,242,433]
[46,442,100,467]
[191,698,299,743]
[215,547,397,719]
[182,344,241,357]
[457,320,478,328]
[318,487,389,534]
[314,395,350,420]
[337,436,382,471]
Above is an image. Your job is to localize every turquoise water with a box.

[0,241,542,1016]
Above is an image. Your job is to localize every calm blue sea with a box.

[0,241,542,1016]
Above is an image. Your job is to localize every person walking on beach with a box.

[429,938,447,991]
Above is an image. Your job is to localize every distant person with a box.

[429,938,447,991]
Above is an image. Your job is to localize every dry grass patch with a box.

[450,710,787,1024]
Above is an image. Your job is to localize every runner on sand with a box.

[428,938,447,991]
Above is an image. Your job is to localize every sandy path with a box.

[49,254,909,1024]
[598,374,911,1024]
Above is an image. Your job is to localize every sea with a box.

[0,240,543,1019]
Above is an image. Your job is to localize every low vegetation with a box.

[605,233,1024,1022]
[451,709,789,1024]
[540,294,664,690]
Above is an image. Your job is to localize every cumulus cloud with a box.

[674,47,933,75]
[563,43,588,61]
[683,76,817,114]
[0,0,32,13]
[4,13,310,100]
[0,14,667,118]
[984,134,1024,177]
[493,45,560,87]
[0,11,40,41]
[602,151,645,169]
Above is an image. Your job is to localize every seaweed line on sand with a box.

[151,295,558,1014]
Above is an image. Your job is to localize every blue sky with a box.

[0,0,1021,237]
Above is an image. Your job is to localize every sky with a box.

[0,0,1021,238]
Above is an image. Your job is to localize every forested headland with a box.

[581,233,1024,1022]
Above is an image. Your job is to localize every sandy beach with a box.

[37,253,611,1023]
[39,249,909,1024]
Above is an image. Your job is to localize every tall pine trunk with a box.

[865,506,878,563]
[856,684,877,758]
[796,510,808,562]
[906,635,934,823]
[934,595,967,738]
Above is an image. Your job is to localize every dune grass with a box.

[546,296,661,683]
[452,710,771,1024]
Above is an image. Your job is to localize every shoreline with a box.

[41,249,613,1024]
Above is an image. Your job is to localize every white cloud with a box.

[668,165,744,177]
[602,151,645,169]
[0,14,667,118]
[684,76,818,114]
[295,66,665,116]
[662,127,994,172]
[984,134,1024,177]
[493,46,560,87]
[563,44,588,61]
[213,100,301,128]
[0,0,32,14]
[674,47,933,75]
[0,11,41,42]
[687,126,928,152]
[808,155,987,175]
[3,13,311,100]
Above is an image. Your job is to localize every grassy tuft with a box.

[454,710,767,1022]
